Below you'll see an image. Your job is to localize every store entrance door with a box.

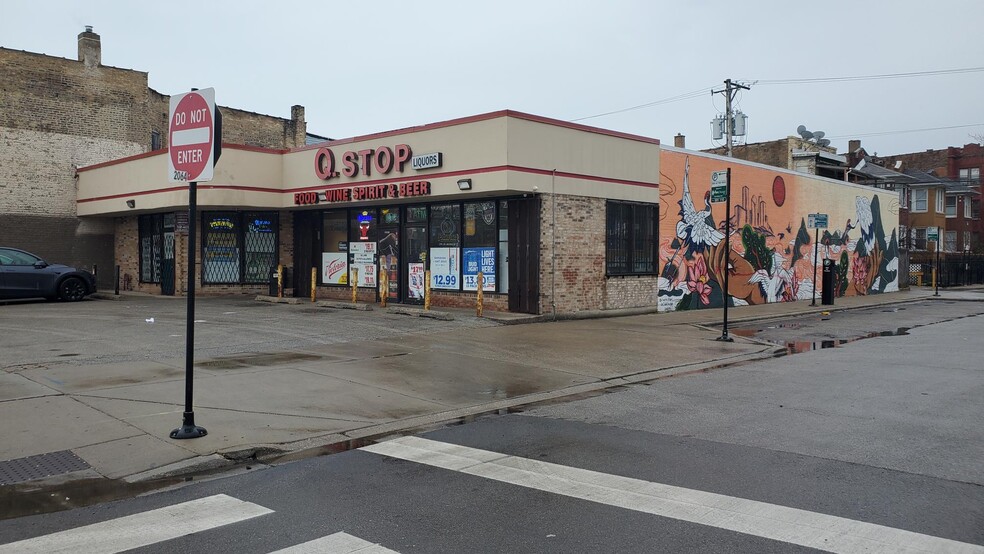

[378,209,400,303]
[508,197,540,314]
[403,205,429,305]
[293,211,319,297]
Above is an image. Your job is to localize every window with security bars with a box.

[202,212,278,284]
[139,214,163,283]
[607,201,657,275]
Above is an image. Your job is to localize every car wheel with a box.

[58,277,88,302]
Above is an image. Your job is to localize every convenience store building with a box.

[77,111,662,315]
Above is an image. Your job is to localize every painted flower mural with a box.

[658,153,900,312]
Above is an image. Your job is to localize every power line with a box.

[827,123,984,140]
[570,85,715,122]
[749,66,984,85]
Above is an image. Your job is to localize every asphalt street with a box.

[0,300,980,553]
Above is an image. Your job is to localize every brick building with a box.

[0,27,310,287]
[702,136,846,180]
[856,141,981,253]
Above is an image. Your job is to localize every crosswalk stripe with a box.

[362,436,984,554]
[270,531,400,553]
[0,494,273,554]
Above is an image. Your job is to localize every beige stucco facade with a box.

[77,111,663,315]
[78,111,660,216]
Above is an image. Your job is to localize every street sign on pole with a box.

[808,213,829,229]
[710,170,728,203]
[168,88,216,183]
[927,226,939,243]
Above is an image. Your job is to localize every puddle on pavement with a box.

[198,352,323,370]
[730,327,911,356]
[0,476,183,521]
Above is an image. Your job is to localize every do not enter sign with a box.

[168,88,216,182]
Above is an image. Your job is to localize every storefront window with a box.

[429,203,461,290]
[243,213,277,284]
[463,201,497,247]
[606,201,657,276]
[320,210,348,285]
[430,204,460,247]
[203,213,240,283]
[202,212,279,284]
[350,209,377,243]
[138,214,162,283]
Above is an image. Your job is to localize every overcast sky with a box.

[3,0,982,156]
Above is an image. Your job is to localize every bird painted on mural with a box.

[677,158,724,256]
[855,196,876,254]
[748,252,795,303]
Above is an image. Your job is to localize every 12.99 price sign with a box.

[429,247,460,290]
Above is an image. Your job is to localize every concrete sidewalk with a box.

[0,286,976,492]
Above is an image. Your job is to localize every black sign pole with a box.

[717,168,733,342]
[171,177,207,439]
[934,238,940,297]
[811,222,819,306]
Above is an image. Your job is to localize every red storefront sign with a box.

[293,181,431,205]
[315,144,412,180]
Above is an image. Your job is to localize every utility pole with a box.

[712,79,750,157]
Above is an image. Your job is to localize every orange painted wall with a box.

[658,149,900,312]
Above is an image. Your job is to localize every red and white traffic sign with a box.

[168,88,215,182]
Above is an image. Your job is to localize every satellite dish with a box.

[796,125,814,140]
[813,131,825,140]
[817,139,831,147]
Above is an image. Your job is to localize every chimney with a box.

[77,25,101,68]
[291,105,305,123]
[848,139,861,153]
[290,105,307,148]
[673,133,685,148]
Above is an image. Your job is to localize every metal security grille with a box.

[0,450,91,484]
[202,212,278,284]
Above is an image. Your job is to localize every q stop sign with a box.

[168,88,216,182]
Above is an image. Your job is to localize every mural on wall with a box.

[658,154,899,312]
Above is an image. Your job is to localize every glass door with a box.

[378,207,400,303]
[404,205,428,304]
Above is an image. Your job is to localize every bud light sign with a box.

[463,247,496,291]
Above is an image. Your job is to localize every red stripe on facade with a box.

[293,110,659,152]
[79,165,658,204]
[284,164,659,194]
[76,143,286,173]
[77,184,283,203]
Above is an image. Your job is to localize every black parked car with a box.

[0,247,97,302]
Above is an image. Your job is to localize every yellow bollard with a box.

[310,267,317,302]
[476,271,484,317]
[351,267,359,304]
[932,267,937,289]
[379,267,387,308]
[424,270,431,311]
[277,263,283,298]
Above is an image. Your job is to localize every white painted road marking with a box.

[271,531,400,553]
[0,494,273,554]
[362,436,984,554]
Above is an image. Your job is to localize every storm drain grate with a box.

[0,450,91,485]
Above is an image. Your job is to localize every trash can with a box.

[268,268,280,296]
[821,258,835,305]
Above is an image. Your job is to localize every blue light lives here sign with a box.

[463,247,496,291]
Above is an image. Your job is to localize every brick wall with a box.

[703,137,837,171]
[1,39,307,292]
[538,195,606,313]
